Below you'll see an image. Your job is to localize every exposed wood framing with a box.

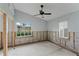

[73,32,75,49]
[12,18,15,48]
[3,13,8,56]
[8,17,10,47]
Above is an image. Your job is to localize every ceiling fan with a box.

[34,5,52,18]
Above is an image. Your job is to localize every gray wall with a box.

[1,3,79,32]
[0,3,14,16]
[47,10,79,32]
[47,10,79,53]
[14,10,48,31]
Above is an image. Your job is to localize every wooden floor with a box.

[0,41,76,56]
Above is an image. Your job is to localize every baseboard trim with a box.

[9,40,49,48]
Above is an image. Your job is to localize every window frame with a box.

[16,23,32,37]
[59,21,68,39]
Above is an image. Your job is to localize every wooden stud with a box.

[8,17,10,47]
[69,32,70,40]
[42,31,44,40]
[14,32,16,45]
[65,40,66,47]
[1,32,3,48]
[3,13,8,56]
[73,32,75,49]
[0,32,1,48]
[12,18,15,48]
[55,32,57,41]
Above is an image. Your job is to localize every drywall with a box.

[14,9,47,31]
[47,10,79,32]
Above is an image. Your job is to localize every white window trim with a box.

[59,21,68,39]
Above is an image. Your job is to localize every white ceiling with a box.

[14,3,79,21]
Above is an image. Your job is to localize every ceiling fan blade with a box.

[44,13,51,15]
[34,14,40,16]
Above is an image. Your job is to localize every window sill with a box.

[16,35,32,38]
[59,37,69,40]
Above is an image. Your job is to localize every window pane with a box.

[17,32,20,36]
[21,32,24,36]
[59,21,68,38]
[16,23,32,37]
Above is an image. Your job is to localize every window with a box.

[59,21,68,38]
[16,22,32,37]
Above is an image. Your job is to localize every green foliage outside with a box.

[25,32,28,35]
[17,32,20,36]
[21,32,24,36]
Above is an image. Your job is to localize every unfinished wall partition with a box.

[15,31,48,45]
[8,17,15,47]
[0,9,15,56]
[48,31,78,54]
[0,11,9,56]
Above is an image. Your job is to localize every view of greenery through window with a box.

[16,23,32,37]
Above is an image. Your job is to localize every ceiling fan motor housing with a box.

[34,5,51,17]
[40,10,44,15]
